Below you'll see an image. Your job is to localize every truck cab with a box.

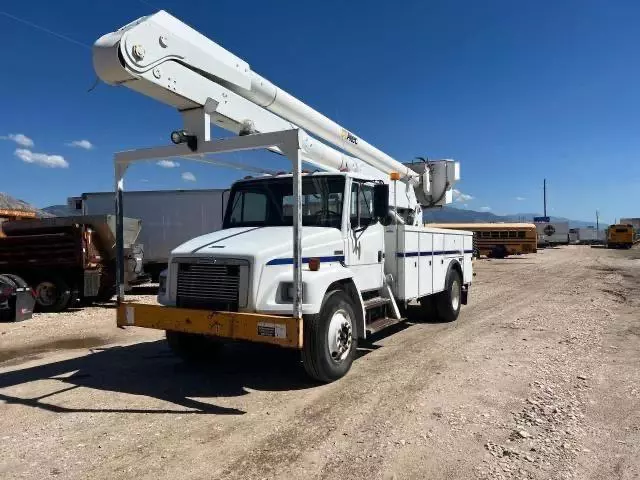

[159,172,389,316]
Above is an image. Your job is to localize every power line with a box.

[0,10,91,50]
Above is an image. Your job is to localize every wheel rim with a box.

[327,308,353,363]
[451,279,461,311]
[36,282,57,307]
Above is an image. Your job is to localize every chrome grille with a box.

[176,263,240,310]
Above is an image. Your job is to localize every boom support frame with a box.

[114,121,305,318]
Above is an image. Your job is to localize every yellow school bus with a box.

[426,223,537,258]
[607,224,634,249]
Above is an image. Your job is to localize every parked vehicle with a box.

[534,221,569,246]
[0,215,143,311]
[67,190,226,281]
[0,274,35,322]
[606,224,634,249]
[95,11,474,383]
[426,223,537,258]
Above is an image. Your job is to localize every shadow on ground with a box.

[0,332,390,416]
[0,340,321,416]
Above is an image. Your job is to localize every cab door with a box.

[345,180,385,292]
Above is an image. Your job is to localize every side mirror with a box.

[373,183,389,220]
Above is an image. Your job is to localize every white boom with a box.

[93,11,432,187]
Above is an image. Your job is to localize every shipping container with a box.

[534,221,569,245]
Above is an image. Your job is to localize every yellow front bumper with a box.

[117,303,303,349]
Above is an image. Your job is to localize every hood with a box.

[171,226,344,263]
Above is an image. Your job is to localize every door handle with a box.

[378,250,383,262]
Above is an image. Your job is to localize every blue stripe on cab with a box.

[396,249,473,258]
[266,255,345,266]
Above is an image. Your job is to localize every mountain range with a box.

[1,192,597,228]
[423,206,596,228]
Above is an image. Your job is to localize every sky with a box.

[1,0,639,224]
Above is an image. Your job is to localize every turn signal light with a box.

[390,172,401,181]
[308,258,321,271]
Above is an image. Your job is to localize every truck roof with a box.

[233,171,379,184]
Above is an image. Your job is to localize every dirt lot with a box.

[1,246,639,480]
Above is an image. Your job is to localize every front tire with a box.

[302,290,357,383]
[434,268,462,323]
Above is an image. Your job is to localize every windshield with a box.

[223,176,346,229]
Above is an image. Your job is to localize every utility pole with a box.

[596,210,599,233]
[543,178,547,218]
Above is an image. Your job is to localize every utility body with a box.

[94,11,473,381]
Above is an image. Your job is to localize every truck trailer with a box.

[93,10,474,382]
[575,227,601,244]
[535,221,569,246]
[68,190,226,280]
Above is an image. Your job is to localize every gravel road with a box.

[1,246,638,480]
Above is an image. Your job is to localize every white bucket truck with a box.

[94,11,473,381]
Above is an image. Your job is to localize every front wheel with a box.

[302,290,357,383]
[434,269,462,323]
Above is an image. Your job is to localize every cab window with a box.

[350,181,375,229]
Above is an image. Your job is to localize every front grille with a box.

[176,263,240,311]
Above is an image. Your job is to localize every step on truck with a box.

[93,10,474,382]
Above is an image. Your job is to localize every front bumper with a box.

[117,303,303,348]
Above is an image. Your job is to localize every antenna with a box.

[543,178,547,218]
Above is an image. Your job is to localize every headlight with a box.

[158,270,168,296]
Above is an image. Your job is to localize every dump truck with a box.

[0,215,143,311]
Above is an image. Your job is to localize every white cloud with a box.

[1,133,34,148]
[157,159,180,168]
[182,171,196,182]
[66,139,94,150]
[480,206,491,211]
[452,188,474,203]
[14,149,69,168]
[515,196,526,201]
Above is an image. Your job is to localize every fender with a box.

[254,263,365,318]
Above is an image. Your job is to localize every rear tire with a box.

[165,330,223,363]
[434,269,462,323]
[34,277,71,312]
[302,289,357,383]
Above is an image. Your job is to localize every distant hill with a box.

[423,206,595,228]
[39,199,596,228]
[0,192,53,218]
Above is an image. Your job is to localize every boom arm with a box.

[93,10,458,206]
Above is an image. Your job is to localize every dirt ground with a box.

[1,245,638,480]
